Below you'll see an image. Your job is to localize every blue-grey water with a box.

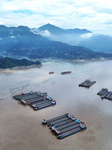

[0,59,112,150]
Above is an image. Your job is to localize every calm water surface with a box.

[0,60,112,150]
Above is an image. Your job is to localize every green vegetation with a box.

[0,57,41,69]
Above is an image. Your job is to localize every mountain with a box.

[33,23,92,45]
[38,23,92,35]
[77,34,112,53]
[0,57,41,68]
[0,25,48,56]
[37,24,112,53]
[0,25,112,61]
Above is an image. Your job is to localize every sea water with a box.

[0,59,112,150]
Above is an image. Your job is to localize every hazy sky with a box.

[0,0,112,35]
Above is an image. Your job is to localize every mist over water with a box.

[0,59,112,150]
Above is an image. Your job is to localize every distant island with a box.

[0,57,41,69]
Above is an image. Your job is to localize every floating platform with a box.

[97,88,105,96]
[97,88,112,101]
[21,96,46,105]
[13,91,34,100]
[13,91,56,111]
[32,99,56,111]
[42,113,86,139]
[13,91,47,100]
[57,122,86,139]
[79,79,96,88]
[42,114,68,125]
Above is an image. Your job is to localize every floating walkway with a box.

[13,91,56,111]
[97,88,112,101]
[42,113,86,139]
[79,79,96,88]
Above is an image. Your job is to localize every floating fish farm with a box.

[79,79,96,88]
[97,88,112,101]
[13,91,56,111]
[42,113,86,139]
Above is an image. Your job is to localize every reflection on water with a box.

[0,60,112,150]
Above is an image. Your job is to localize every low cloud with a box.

[40,30,51,37]
[81,33,93,39]
[10,36,16,38]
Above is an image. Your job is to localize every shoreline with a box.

[40,57,112,63]
[0,64,42,73]
[0,57,112,73]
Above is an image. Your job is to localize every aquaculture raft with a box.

[13,91,56,111]
[97,88,112,101]
[42,113,86,139]
[79,79,96,88]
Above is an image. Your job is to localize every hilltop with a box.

[38,23,92,35]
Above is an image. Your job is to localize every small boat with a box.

[49,71,54,74]
[61,71,71,75]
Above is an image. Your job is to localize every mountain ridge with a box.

[38,23,92,35]
[77,34,112,53]
[0,25,112,61]
[36,23,112,53]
